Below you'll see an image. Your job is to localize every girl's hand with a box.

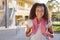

[26,27,32,37]
[46,31,54,38]
[49,34,54,38]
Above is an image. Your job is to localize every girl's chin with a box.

[37,17,42,19]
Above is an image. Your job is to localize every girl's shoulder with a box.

[46,21,52,28]
[27,19,33,22]
[27,19,33,27]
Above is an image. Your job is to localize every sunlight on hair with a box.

[31,0,48,4]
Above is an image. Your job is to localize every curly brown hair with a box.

[29,3,51,22]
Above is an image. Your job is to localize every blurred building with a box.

[0,0,60,28]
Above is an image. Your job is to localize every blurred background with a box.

[0,0,60,40]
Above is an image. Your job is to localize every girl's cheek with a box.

[42,13,44,16]
[36,13,41,17]
[36,13,42,18]
[39,13,44,17]
[36,12,38,16]
[41,12,44,17]
[36,12,44,18]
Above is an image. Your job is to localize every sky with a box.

[31,0,60,4]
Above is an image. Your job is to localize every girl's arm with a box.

[48,26,54,34]
[26,26,33,37]
[26,19,33,37]
[46,26,54,38]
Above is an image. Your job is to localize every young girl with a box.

[26,3,54,40]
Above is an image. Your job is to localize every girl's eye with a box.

[36,10,44,13]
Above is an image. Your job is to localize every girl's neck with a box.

[37,18,42,24]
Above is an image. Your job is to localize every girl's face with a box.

[36,6,44,19]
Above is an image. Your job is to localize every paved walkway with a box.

[50,33,60,40]
[0,27,60,40]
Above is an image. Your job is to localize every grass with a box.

[52,21,60,33]
[53,26,60,33]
